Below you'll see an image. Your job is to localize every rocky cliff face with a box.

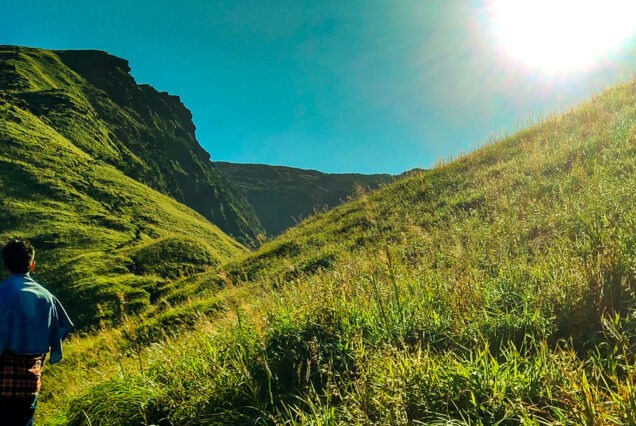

[2,46,263,245]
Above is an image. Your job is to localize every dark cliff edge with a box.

[3,46,262,245]
[54,49,263,246]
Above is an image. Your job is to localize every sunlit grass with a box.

[32,78,636,424]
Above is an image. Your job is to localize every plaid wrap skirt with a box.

[0,352,45,398]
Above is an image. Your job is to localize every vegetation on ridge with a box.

[0,46,247,328]
[1,45,263,246]
[38,76,636,424]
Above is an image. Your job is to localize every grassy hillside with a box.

[215,161,392,236]
[0,45,263,245]
[39,77,636,425]
[0,46,248,327]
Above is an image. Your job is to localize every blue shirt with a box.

[0,273,74,364]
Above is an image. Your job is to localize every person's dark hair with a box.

[2,239,35,274]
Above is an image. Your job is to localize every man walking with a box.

[0,239,74,425]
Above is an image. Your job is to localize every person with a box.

[0,239,74,425]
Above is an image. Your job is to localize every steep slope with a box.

[214,161,392,236]
[52,79,636,424]
[0,45,262,245]
[0,46,248,327]
[223,81,636,319]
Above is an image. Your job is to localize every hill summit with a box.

[0,46,259,326]
[2,45,263,244]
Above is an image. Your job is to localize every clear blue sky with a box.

[3,1,636,174]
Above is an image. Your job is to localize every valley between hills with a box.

[2,45,636,424]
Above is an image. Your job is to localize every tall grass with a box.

[35,73,636,423]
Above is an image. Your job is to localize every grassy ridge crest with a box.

[1,45,263,245]
[0,47,248,328]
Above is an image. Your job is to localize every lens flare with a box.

[486,0,636,74]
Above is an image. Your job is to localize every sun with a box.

[486,0,636,74]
